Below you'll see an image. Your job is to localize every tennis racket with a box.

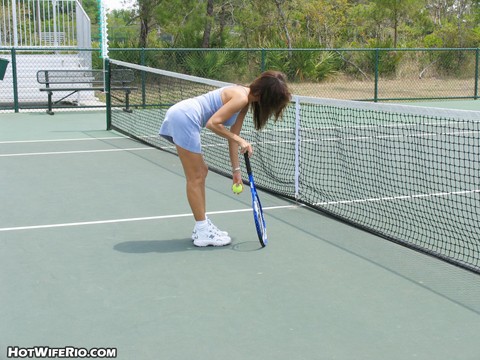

[244,153,267,247]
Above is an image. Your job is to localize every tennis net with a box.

[108,59,480,273]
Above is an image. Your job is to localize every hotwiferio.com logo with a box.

[7,346,117,358]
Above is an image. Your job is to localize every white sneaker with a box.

[191,218,228,240]
[207,218,228,237]
[192,223,231,247]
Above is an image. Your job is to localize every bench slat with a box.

[37,69,135,84]
[39,87,105,92]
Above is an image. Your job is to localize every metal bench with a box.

[40,32,66,45]
[37,69,135,115]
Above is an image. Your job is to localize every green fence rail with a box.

[1,47,479,112]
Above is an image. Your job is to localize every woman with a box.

[160,71,291,247]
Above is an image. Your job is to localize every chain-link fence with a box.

[1,47,479,113]
[0,47,102,112]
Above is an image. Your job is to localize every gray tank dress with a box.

[159,86,240,154]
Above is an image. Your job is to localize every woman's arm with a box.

[228,106,249,184]
[205,87,253,156]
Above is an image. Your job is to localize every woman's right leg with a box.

[176,145,207,221]
[176,145,231,247]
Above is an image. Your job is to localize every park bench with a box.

[40,32,66,45]
[37,69,135,115]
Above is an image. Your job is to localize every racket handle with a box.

[244,153,252,174]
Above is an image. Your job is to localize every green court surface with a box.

[1,110,480,360]
[411,99,480,111]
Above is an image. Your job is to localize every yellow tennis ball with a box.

[232,183,243,194]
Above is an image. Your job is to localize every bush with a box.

[264,49,341,82]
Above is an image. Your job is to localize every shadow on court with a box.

[115,240,263,254]
[114,239,195,253]
[115,239,263,253]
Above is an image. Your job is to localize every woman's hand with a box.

[238,139,253,157]
[232,169,243,186]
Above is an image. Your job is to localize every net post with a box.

[294,96,301,200]
[98,0,110,128]
[98,0,109,60]
[141,48,146,108]
[11,48,19,113]
[105,58,111,130]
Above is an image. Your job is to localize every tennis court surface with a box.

[1,108,480,360]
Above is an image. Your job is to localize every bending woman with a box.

[159,71,291,247]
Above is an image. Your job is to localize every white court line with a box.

[3,190,476,232]
[301,130,480,143]
[0,205,299,232]
[0,147,156,157]
[314,189,480,206]
[0,137,127,145]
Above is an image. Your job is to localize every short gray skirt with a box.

[159,98,203,154]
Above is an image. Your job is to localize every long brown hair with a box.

[249,70,291,130]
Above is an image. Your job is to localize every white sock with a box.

[195,219,208,231]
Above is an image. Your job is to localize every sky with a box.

[103,0,134,11]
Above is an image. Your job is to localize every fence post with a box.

[12,48,19,113]
[261,48,266,73]
[141,48,146,108]
[374,48,379,102]
[475,48,479,100]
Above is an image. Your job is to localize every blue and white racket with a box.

[244,153,267,247]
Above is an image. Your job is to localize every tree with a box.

[202,0,214,47]
[295,0,351,47]
[370,0,422,47]
[230,0,281,47]
[273,0,292,48]
[156,0,205,47]
[138,0,162,48]
[81,0,100,25]
[106,0,480,49]
[108,9,137,44]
